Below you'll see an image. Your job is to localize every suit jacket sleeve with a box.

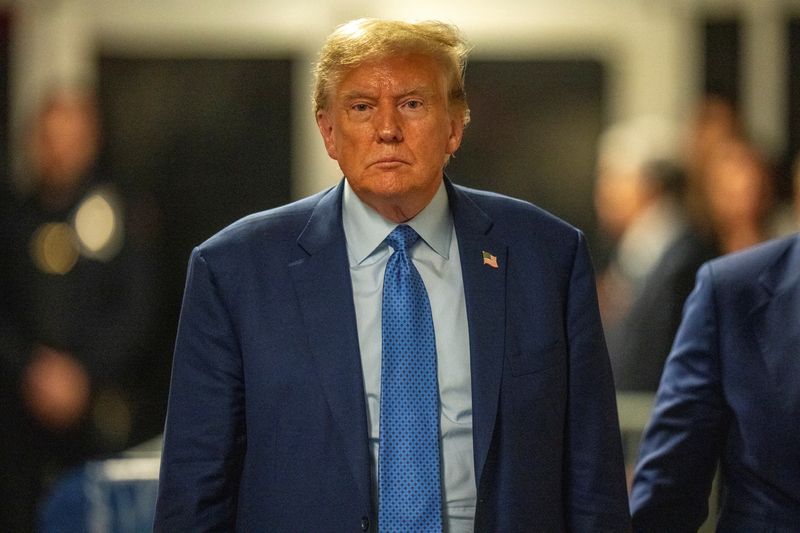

[154,248,246,531]
[564,232,632,531]
[629,263,729,532]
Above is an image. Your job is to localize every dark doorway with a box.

[98,55,293,300]
[703,18,741,107]
[97,56,294,432]
[447,58,606,244]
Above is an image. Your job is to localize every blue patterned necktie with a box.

[378,225,443,532]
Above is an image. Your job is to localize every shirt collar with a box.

[342,178,453,266]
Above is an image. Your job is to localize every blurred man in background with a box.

[595,116,717,392]
[0,87,164,531]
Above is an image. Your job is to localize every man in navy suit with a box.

[155,18,630,531]
[631,233,800,531]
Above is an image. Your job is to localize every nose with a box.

[374,105,403,143]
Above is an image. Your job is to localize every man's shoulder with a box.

[707,233,798,281]
[196,186,333,256]
[698,234,800,306]
[452,183,581,240]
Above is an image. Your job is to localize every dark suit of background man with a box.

[155,18,630,532]
[631,232,800,532]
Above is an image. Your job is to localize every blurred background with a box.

[1,0,799,531]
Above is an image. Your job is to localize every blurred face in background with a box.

[703,138,772,230]
[316,53,464,222]
[687,95,741,178]
[594,163,652,239]
[32,92,99,193]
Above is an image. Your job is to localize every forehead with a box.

[334,54,447,98]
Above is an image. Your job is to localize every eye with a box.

[351,103,370,112]
[403,99,423,110]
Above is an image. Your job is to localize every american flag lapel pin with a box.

[482,250,498,269]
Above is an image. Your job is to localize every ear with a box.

[445,115,465,156]
[316,110,338,160]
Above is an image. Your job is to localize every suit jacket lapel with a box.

[753,236,800,411]
[447,180,508,487]
[288,181,372,506]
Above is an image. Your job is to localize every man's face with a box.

[316,54,464,222]
[36,98,98,188]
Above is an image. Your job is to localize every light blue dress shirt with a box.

[342,179,476,532]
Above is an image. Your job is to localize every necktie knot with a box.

[386,224,419,254]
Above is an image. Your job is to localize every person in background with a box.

[155,18,630,532]
[630,231,800,531]
[594,116,687,329]
[700,136,775,255]
[684,95,743,196]
[604,98,777,393]
[683,94,779,254]
[0,87,163,532]
[594,116,717,392]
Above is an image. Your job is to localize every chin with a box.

[356,173,412,197]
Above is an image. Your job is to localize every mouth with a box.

[371,158,407,169]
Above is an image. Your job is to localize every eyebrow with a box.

[341,90,377,102]
[341,85,437,102]
[399,86,437,99]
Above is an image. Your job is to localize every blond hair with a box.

[313,18,471,126]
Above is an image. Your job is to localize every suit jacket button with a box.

[360,516,370,531]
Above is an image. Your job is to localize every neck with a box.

[37,180,82,212]
[360,189,439,224]
[374,202,422,223]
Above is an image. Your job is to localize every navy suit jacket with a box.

[631,233,800,532]
[154,179,630,532]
